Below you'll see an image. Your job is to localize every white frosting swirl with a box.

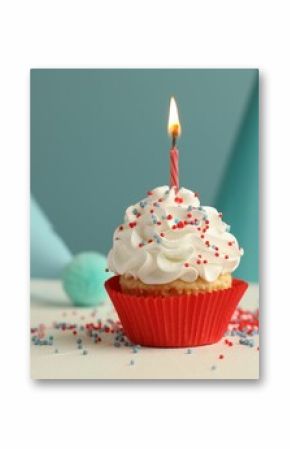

[108,186,244,284]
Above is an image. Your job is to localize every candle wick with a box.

[172,134,177,148]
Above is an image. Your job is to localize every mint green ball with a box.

[62,252,110,307]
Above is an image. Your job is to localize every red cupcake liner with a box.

[105,276,248,348]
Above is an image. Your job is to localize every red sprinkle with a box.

[203,260,208,264]
[147,191,153,196]
[225,255,229,259]
[177,221,184,229]
[184,263,189,267]
[160,233,165,237]
[129,222,137,228]
[119,226,124,231]
[148,239,153,243]
[174,197,183,204]
[219,354,224,360]
[187,213,192,218]
[205,220,209,225]
[215,252,219,257]
[167,214,173,220]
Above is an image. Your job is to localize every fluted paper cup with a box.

[105,276,248,347]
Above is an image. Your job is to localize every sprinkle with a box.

[139,201,146,208]
[160,232,165,237]
[186,348,192,354]
[215,252,219,257]
[184,263,189,268]
[129,222,137,228]
[132,208,138,215]
[167,214,173,220]
[203,260,208,264]
[147,191,153,196]
[239,338,254,347]
[119,226,124,231]
[218,354,224,360]
[174,197,183,204]
[54,348,59,354]
[211,365,217,371]
[187,205,193,211]
[129,359,135,366]
[187,213,192,218]
[177,221,184,229]
[224,255,229,259]
[205,220,209,225]
[83,349,88,355]
[228,241,233,246]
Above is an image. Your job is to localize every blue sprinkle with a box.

[186,348,192,354]
[49,335,53,340]
[129,360,135,366]
[226,225,231,232]
[198,206,203,211]
[114,342,121,347]
[211,365,217,371]
[77,338,82,344]
[132,347,139,353]
[187,205,193,211]
[239,338,254,347]
[83,349,88,355]
[132,208,138,215]
[174,218,180,223]
[54,348,59,353]
[165,190,169,195]
[78,344,83,350]
[139,201,145,208]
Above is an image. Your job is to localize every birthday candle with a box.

[168,97,181,190]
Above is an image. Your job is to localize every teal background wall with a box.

[31,69,259,281]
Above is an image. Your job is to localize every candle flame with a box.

[168,97,181,137]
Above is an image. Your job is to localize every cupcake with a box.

[105,186,248,347]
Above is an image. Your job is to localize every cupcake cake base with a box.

[105,276,248,348]
[120,273,232,296]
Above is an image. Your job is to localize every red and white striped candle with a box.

[168,97,181,190]
[170,146,179,190]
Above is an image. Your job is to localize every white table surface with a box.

[30,280,259,380]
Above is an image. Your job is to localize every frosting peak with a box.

[108,186,243,284]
